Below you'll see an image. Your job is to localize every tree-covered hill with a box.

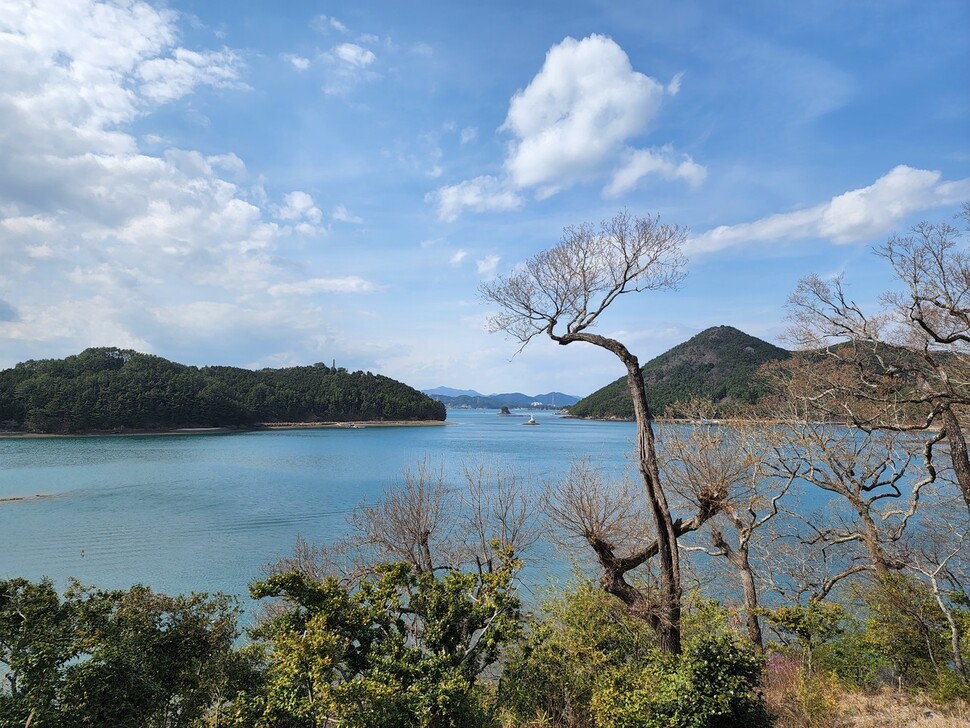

[567,326,790,419]
[0,348,446,433]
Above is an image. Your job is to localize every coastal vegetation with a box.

[0,348,445,434]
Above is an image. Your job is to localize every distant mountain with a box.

[567,326,790,419]
[423,389,581,410]
[0,348,446,433]
[423,386,484,398]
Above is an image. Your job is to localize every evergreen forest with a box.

[0,348,446,433]
[567,325,791,419]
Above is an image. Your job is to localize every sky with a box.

[0,1,967,397]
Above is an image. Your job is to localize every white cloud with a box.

[430,34,700,221]
[332,205,363,224]
[501,34,664,192]
[268,277,378,296]
[666,71,684,96]
[460,126,478,144]
[476,255,501,277]
[333,43,375,68]
[283,54,310,71]
[276,191,323,224]
[604,146,706,197]
[323,41,379,94]
[206,152,246,177]
[137,47,246,103]
[449,249,468,267]
[315,15,348,34]
[687,166,970,255]
[428,176,523,222]
[0,1,383,366]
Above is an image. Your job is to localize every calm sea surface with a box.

[0,410,640,615]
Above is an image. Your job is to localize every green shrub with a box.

[590,632,770,728]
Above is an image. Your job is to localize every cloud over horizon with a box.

[687,166,970,255]
[0,1,371,365]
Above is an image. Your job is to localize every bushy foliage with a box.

[240,557,522,728]
[0,578,243,728]
[591,632,770,728]
[861,573,969,699]
[499,581,657,726]
[499,583,769,728]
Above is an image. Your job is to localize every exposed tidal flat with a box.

[0,410,638,618]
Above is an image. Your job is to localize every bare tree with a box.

[786,205,970,512]
[663,421,793,651]
[350,458,457,575]
[272,457,540,587]
[462,461,539,578]
[900,495,970,682]
[482,210,697,653]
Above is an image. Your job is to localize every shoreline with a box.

[0,419,451,439]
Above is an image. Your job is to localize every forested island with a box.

[568,325,791,419]
[0,348,446,434]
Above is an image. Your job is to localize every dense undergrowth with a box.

[2,570,969,727]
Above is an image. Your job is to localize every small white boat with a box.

[523,415,539,425]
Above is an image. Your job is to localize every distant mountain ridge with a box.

[567,326,790,419]
[422,388,581,409]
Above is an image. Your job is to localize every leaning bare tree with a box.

[786,204,970,512]
[481,210,696,654]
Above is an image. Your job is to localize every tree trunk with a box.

[714,525,764,653]
[926,570,967,681]
[735,544,764,653]
[623,356,682,655]
[941,406,970,514]
[561,331,683,654]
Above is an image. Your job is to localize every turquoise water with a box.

[0,411,638,613]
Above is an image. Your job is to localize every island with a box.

[0,348,446,434]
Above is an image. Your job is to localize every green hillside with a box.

[0,348,445,433]
[567,326,790,419]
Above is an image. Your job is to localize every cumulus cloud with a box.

[449,249,468,267]
[0,1,375,366]
[604,146,706,197]
[476,255,501,277]
[268,277,378,296]
[137,47,246,103]
[501,34,664,194]
[276,191,323,225]
[333,43,375,68]
[460,126,478,144]
[332,205,363,224]
[315,15,348,34]
[283,54,310,71]
[323,41,379,94]
[687,166,970,255]
[429,34,703,221]
[427,176,523,223]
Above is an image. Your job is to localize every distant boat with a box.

[523,415,539,425]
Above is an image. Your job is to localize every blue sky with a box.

[0,1,967,396]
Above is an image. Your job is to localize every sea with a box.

[0,410,642,616]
